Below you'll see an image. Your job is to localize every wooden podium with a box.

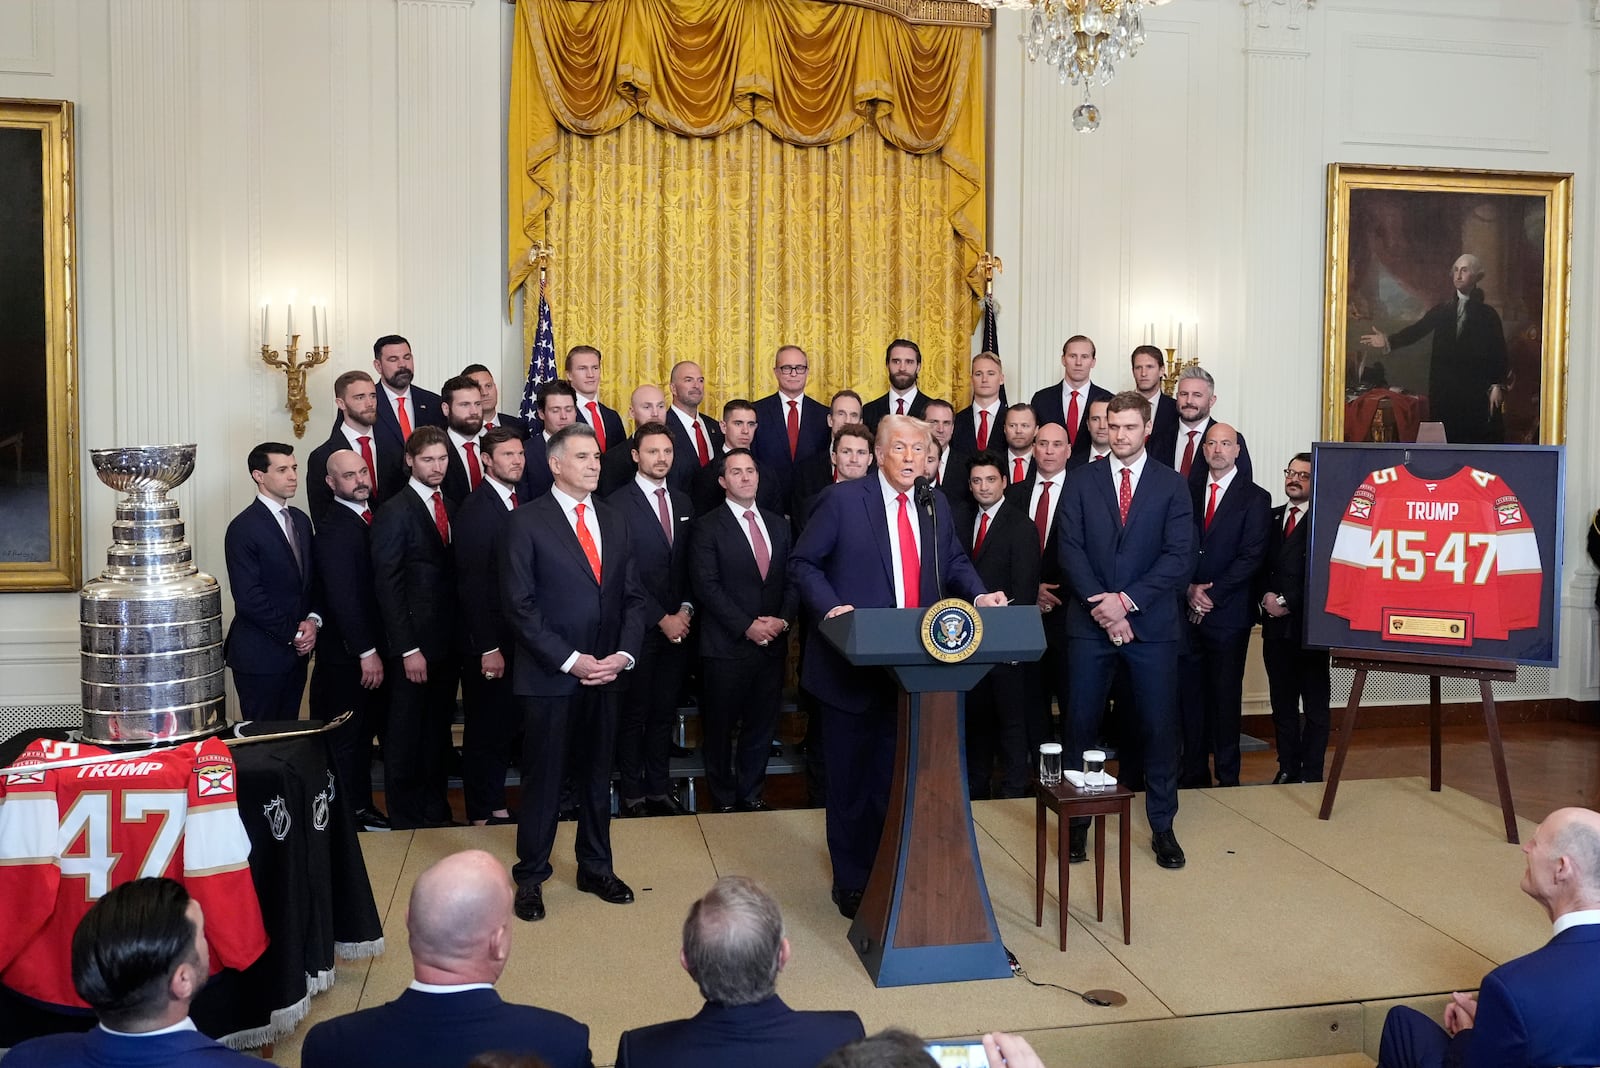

[819,605,1046,987]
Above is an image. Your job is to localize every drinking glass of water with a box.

[1083,749,1107,792]
[1038,742,1063,787]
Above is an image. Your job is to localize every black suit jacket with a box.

[441,434,484,506]
[614,995,863,1068]
[370,486,456,662]
[307,425,404,522]
[667,410,725,490]
[599,442,639,498]
[1149,392,1179,444]
[606,479,695,626]
[482,410,528,437]
[1148,417,1254,494]
[1386,290,1508,444]
[692,455,784,518]
[862,389,929,432]
[311,503,383,664]
[1029,381,1114,459]
[690,504,799,660]
[518,433,555,501]
[1257,502,1311,641]
[750,392,831,501]
[934,445,975,508]
[301,987,592,1068]
[788,451,836,529]
[454,481,519,658]
[951,403,1004,455]
[1190,474,1272,633]
[1005,472,1068,626]
[573,397,626,451]
[954,500,1040,606]
[362,384,444,457]
[498,492,648,696]
[223,499,316,675]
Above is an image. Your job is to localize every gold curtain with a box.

[507,0,985,410]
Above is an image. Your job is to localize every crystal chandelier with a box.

[966,0,1152,131]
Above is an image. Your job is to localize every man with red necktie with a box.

[371,425,459,830]
[751,344,831,504]
[953,351,1007,456]
[309,370,404,521]
[790,414,1006,918]
[860,339,930,432]
[666,360,725,490]
[565,344,625,451]
[366,334,445,455]
[1029,335,1113,463]
[1002,403,1038,485]
[1147,366,1254,494]
[1006,421,1072,761]
[1178,423,1269,791]
[438,374,487,506]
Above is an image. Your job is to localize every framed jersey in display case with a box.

[1304,443,1563,667]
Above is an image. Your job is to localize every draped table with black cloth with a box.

[0,723,383,1051]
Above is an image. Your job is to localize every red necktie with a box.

[586,402,607,451]
[693,419,711,466]
[574,502,601,582]
[431,491,449,544]
[1066,390,1080,446]
[832,468,839,483]
[484,421,495,432]
[1034,479,1053,550]
[977,409,990,451]
[974,511,990,554]
[786,400,800,459]
[1205,482,1219,530]
[1118,467,1132,525]
[1012,457,1024,483]
[896,493,921,608]
[358,435,377,493]
[1283,505,1298,538]
[1180,430,1197,478]
[464,441,482,488]
[509,491,519,509]
[896,398,906,416]
[397,396,413,439]
[361,508,372,525]
[656,487,673,545]
[745,509,770,579]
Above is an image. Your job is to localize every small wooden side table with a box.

[1034,777,1134,950]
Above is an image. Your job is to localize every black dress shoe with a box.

[557,805,580,823]
[1271,770,1299,785]
[714,804,737,814]
[484,813,518,825]
[1068,822,1089,863]
[575,870,635,904]
[644,795,687,817]
[354,807,390,831]
[619,799,648,819]
[1152,829,1186,870]
[514,881,545,922]
[736,799,771,813]
[831,886,864,919]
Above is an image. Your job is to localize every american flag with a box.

[520,275,557,421]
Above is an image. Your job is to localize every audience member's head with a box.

[1002,404,1036,453]
[1060,335,1096,387]
[407,849,518,987]
[629,384,668,427]
[680,876,788,1007]
[885,339,921,391]
[721,399,759,450]
[565,345,603,398]
[817,1029,936,1068]
[774,345,809,393]
[1130,345,1165,396]
[334,370,379,429]
[71,878,210,1034]
[967,453,1006,508]
[1522,807,1600,920]
[832,423,874,481]
[829,390,864,428]
[923,400,955,448]
[970,352,1004,403]
[536,379,579,434]
[1174,366,1218,425]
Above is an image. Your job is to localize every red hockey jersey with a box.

[0,736,268,1008]
[1325,465,1541,643]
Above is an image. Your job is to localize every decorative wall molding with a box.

[0,0,55,76]
[1243,0,1315,54]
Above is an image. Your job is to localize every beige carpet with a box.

[269,778,1541,1067]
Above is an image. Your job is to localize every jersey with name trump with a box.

[0,736,267,1009]
[1325,465,1541,642]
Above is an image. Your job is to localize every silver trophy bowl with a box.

[91,443,196,496]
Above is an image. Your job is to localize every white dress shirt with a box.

[382,381,416,426]
[409,980,495,994]
[101,1018,198,1037]
[1201,465,1239,517]
[1552,909,1600,937]
[877,472,923,608]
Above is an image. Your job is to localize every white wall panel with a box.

[0,0,54,75]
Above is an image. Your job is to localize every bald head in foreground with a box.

[301,850,594,1068]
[1379,807,1600,1068]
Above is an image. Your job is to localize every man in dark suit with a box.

[955,452,1040,799]
[301,850,593,1068]
[667,361,725,490]
[923,399,972,506]
[1257,452,1330,784]
[690,449,798,812]
[1131,345,1179,444]
[599,384,668,496]
[692,400,784,517]
[861,338,930,432]
[1179,423,1270,789]
[438,374,487,506]
[3,880,260,1068]
[1378,806,1600,1068]
[565,345,626,451]
[307,370,403,521]
[367,333,446,457]
[1058,392,1195,870]
[309,449,388,829]
[1147,366,1253,491]
[952,351,1006,456]
[1002,403,1038,485]
[750,345,831,504]
[790,414,1007,917]
[462,363,529,436]
[370,426,458,830]
[519,378,580,501]
[614,876,864,1068]
[224,441,319,721]
[499,423,647,922]
[607,422,695,818]
[454,427,525,825]
[1030,335,1113,462]
[788,391,864,523]
[1005,421,1072,759]
[1359,252,1509,444]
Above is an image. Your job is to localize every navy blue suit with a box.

[306,425,403,522]
[789,474,988,891]
[309,501,384,811]
[1058,455,1194,832]
[224,498,316,720]
[860,389,928,433]
[1379,923,1600,1068]
[667,411,724,491]
[750,392,831,503]
[615,995,863,1068]
[1179,473,1270,788]
[301,987,593,1068]
[3,1026,258,1067]
[372,383,444,455]
[454,480,520,820]
[1029,381,1114,460]
[518,432,555,501]
[1149,391,1179,444]
[482,409,528,436]
[498,491,647,885]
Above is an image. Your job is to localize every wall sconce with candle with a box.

[259,292,330,438]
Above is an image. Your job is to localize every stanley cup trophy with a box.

[79,444,225,744]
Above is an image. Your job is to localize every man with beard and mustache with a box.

[364,334,445,456]
[308,370,403,521]
[861,339,929,431]
[1148,366,1253,493]
[666,361,725,490]
[438,375,487,506]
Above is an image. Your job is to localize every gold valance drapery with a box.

[507,0,986,308]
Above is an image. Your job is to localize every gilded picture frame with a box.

[0,99,80,591]
[1322,163,1571,447]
